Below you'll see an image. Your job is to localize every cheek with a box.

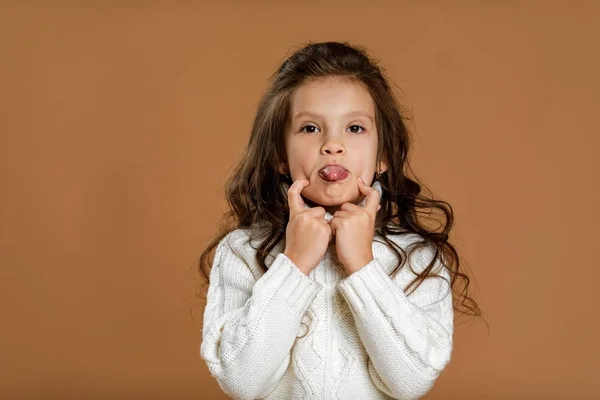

[349,151,375,172]
[361,145,379,170]
[288,148,316,170]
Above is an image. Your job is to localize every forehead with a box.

[289,77,375,117]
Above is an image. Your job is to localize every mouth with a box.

[318,164,349,182]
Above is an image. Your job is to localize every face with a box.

[280,77,387,211]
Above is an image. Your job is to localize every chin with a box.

[313,197,344,207]
[308,190,357,207]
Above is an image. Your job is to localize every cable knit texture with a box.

[201,185,454,399]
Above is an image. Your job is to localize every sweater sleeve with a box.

[200,233,322,400]
[336,244,454,400]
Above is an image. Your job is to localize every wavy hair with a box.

[196,41,484,327]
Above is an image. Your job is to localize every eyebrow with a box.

[292,110,374,123]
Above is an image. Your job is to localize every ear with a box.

[277,161,288,175]
[378,159,388,174]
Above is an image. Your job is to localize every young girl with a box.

[198,41,481,400]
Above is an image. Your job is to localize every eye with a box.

[348,124,366,134]
[300,124,320,134]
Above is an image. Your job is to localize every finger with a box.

[357,177,381,215]
[287,179,310,217]
[340,202,362,212]
[321,217,333,236]
[332,210,352,219]
[305,206,326,218]
[329,218,339,235]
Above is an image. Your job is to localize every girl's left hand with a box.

[330,177,382,275]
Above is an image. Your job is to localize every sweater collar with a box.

[280,179,383,222]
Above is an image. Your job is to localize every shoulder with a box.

[217,228,280,279]
[378,231,452,301]
[376,229,448,277]
[220,227,279,253]
[209,229,258,281]
[220,228,252,248]
[217,228,256,262]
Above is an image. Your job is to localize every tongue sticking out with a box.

[318,165,348,182]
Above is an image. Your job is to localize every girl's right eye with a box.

[300,125,320,134]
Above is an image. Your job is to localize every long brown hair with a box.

[196,41,484,326]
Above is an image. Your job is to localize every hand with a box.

[329,178,381,275]
[283,179,334,275]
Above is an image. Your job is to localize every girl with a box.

[198,41,481,400]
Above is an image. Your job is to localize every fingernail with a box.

[358,177,364,184]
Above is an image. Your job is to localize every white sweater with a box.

[200,186,454,399]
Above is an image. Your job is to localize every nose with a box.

[320,138,345,156]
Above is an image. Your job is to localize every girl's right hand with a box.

[283,179,333,275]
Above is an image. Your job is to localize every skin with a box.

[285,177,382,276]
[279,77,388,276]
[279,76,387,215]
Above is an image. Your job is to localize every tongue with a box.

[319,166,347,181]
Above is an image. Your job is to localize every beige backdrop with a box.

[1,1,599,399]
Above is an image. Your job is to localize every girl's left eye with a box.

[348,124,366,133]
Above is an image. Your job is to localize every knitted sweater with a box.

[200,183,454,399]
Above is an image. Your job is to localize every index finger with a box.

[287,179,310,216]
[358,178,382,215]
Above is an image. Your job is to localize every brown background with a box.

[1,1,599,399]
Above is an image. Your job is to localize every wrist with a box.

[284,251,311,275]
[345,256,374,274]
